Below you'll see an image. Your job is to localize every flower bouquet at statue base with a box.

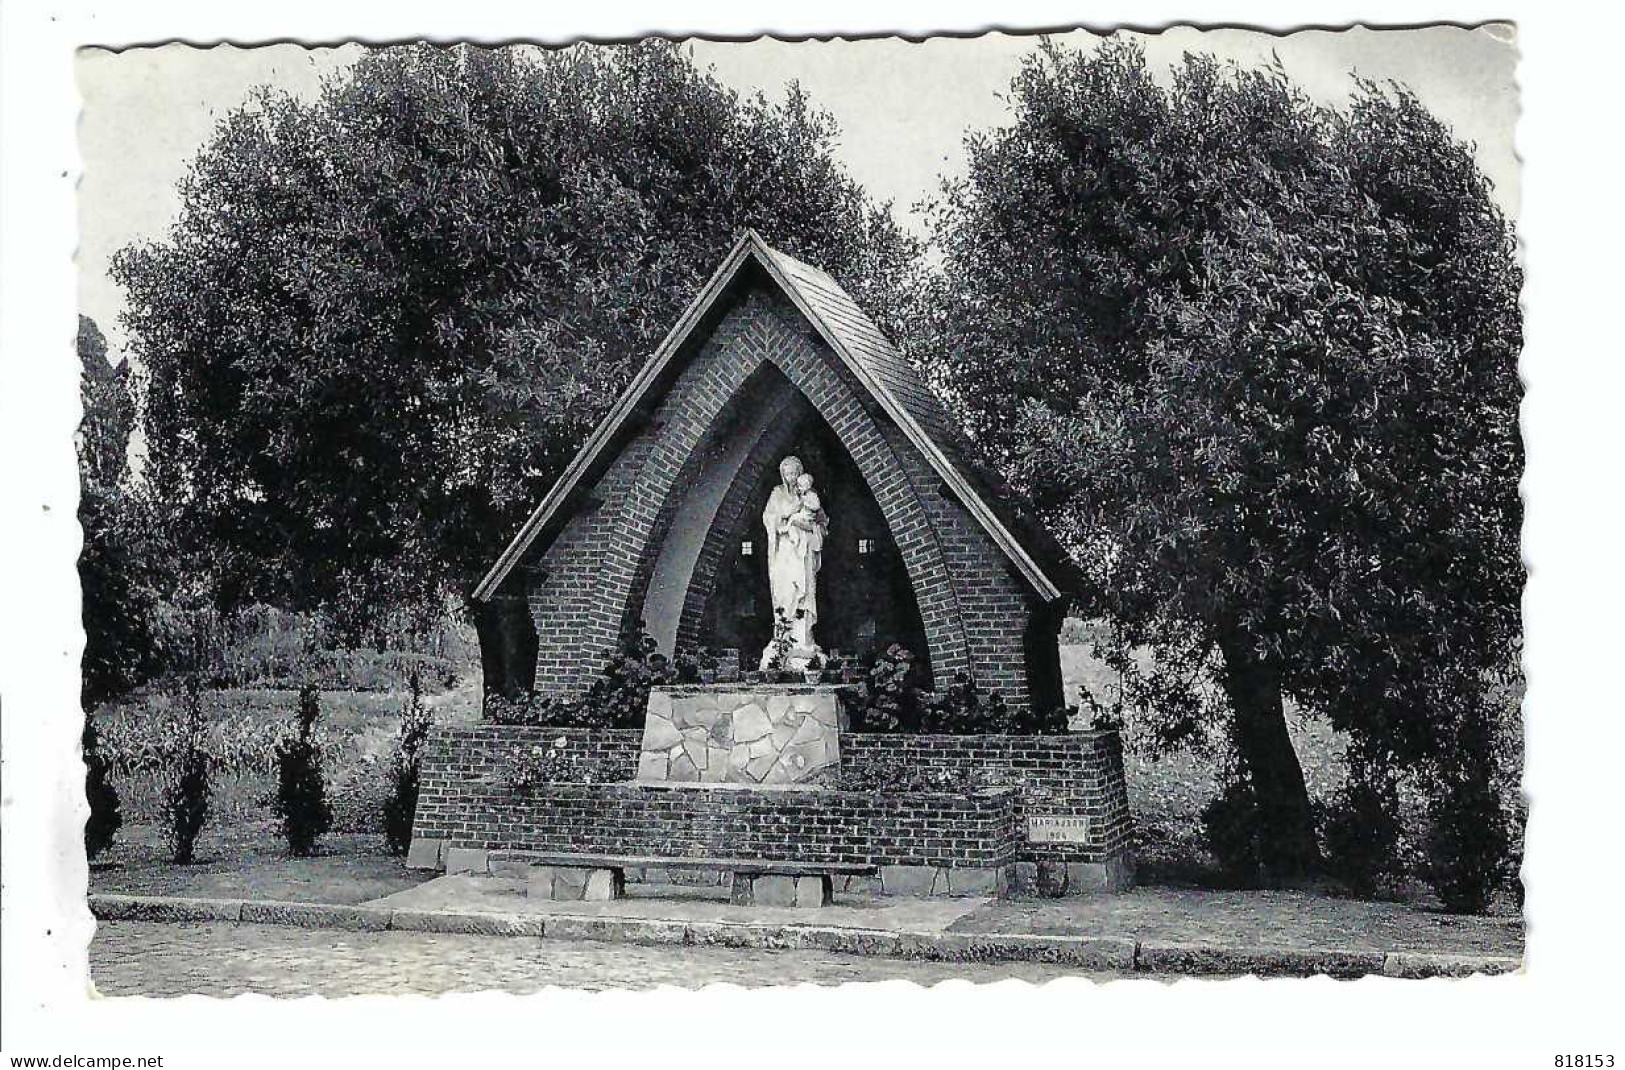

[758,608,821,677]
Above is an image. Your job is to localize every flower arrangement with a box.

[765,608,795,676]
[506,736,600,793]
[838,758,1003,795]
[674,646,722,684]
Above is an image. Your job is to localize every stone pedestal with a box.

[636,685,844,787]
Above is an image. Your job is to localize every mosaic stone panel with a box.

[635,686,842,786]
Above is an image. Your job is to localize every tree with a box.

[922,40,1522,875]
[75,316,133,490]
[113,42,919,699]
[77,315,167,704]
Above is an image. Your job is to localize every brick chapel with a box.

[474,231,1078,714]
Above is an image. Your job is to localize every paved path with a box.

[91,921,1113,996]
[955,888,1524,957]
[373,873,982,930]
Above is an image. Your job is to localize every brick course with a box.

[415,781,1018,869]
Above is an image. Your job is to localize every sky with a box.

[76,25,1519,362]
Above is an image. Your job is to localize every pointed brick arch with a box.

[673,384,810,653]
[543,286,971,692]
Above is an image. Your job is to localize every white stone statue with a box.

[759,455,828,670]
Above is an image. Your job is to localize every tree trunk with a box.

[472,590,537,708]
[1216,626,1321,877]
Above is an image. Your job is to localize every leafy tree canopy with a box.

[921,39,1522,870]
[114,42,919,659]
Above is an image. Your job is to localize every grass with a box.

[90,821,425,904]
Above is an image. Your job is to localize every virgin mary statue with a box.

[759,455,827,669]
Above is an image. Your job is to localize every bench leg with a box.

[730,873,832,908]
[527,865,624,902]
[796,875,833,908]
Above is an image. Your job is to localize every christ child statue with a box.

[788,471,826,570]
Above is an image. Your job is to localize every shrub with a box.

[1422,706,1513,914]
[842,644,924,732]
[83,717,122,859]
[1017,704,1074,734]
[580,623,676,729]
[327,756,388,834]
[160,679,212,864]
[1320,756,1405,897]
[920,672,1011,733]
[843,647,1068,735]
[482,623,676,730]
[382,667,433,854]
[485,693,545,725]
[1200,774,1268,885]
[270,685,333,856]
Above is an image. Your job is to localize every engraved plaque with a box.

[1027,815,1090,843]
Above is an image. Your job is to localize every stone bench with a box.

[493,851,876,908]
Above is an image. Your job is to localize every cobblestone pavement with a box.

[91,922,1112,996]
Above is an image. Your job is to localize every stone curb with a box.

[86,895,1521,978]
[87,894,244,923]
[1135,941,1388,978]
[239,900,394,931]
[1381,951,1523,978]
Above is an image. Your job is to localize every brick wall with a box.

[415,780,1017,869]
[414,725,1132,867]
[872,414,1046,709]
[522,280,1058,712]
[840,732,1134,863]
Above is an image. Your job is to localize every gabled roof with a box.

[474,230,1071,603]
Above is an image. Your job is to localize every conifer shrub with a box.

[161,678,212,864]
[383,667,433,855]
[271,684,333,856]
[83,717,122,859]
